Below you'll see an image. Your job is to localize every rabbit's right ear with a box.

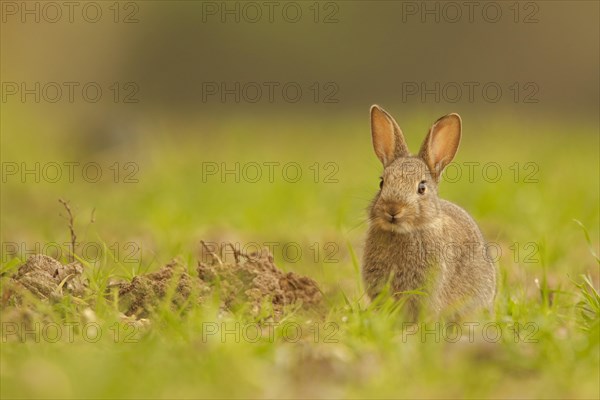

[418,113,462,182]
[370,105,409,166]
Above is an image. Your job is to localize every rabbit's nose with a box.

[383,205,402,223]
[385,212,401,223]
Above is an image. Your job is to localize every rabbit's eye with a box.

[379,178,384,189]
[417,180,426,195]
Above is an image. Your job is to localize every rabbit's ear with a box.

[419,113,462,181]
[370,105,409,166]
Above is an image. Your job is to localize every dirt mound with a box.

[4,254,87,304]
[198,247,322,319]
[5,246,322,320]
[117,259,209,317]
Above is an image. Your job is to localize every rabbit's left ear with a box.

[418,113,461,181]
[370,105,409,166]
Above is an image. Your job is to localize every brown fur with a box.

[363,106,496,320]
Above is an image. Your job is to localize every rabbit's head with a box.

[368,105,461,234]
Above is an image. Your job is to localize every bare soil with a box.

[197,247,323,319]
[4,254,87,304]
[4,246,323,321]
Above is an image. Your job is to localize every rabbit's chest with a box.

[374,233,443,273]
[362,229,449,297]
[390,233,443,267]
[392,237,443,277]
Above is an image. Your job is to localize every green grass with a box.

[1,110,599,399]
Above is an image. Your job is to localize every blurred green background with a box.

[2,0,598,261]
[1,1,599,399]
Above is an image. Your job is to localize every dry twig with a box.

[58,198,77,263]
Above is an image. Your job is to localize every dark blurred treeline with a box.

[1,1,598,130]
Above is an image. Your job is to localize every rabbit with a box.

[362,105,496,320]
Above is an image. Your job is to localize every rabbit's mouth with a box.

[388,221,414,234]
[374,213,414,234]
